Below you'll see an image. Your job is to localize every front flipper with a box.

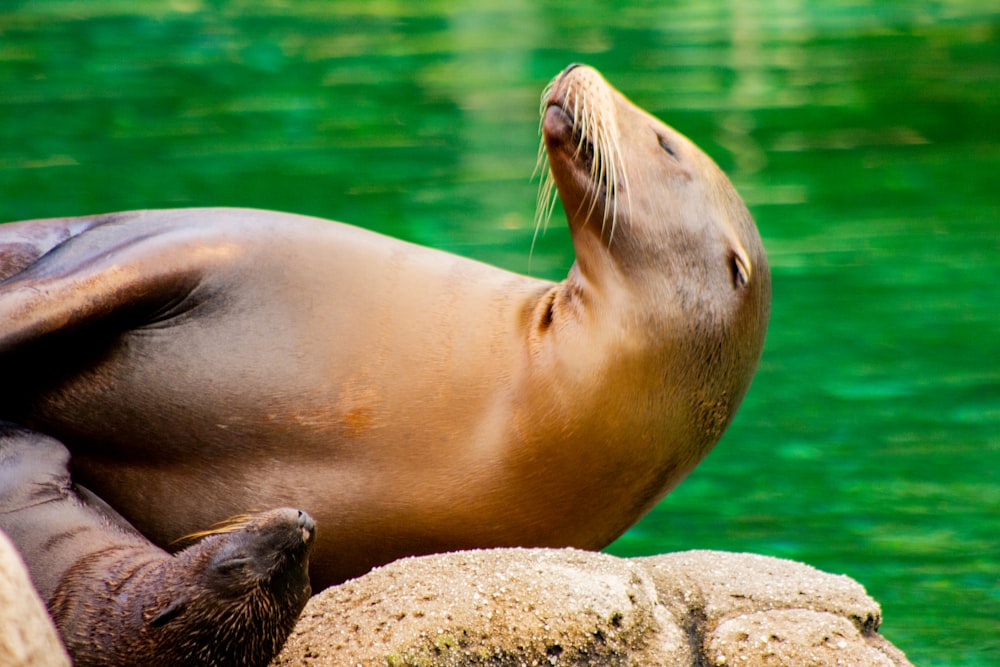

[0,214,109,281]
[0,212,214,353]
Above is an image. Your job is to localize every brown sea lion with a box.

[0,64,769,589]
[0,424,314,667]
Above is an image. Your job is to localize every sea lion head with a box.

[536,64,770,486]
[148,508,316,667]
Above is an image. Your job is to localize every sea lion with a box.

[0,64,769,589]
[0,424,314,667]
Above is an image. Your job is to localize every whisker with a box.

[538,81,554,121]
[172,514,255,545]
[532,79,564,264]
[604,123,620,244]
[532,135,558,263]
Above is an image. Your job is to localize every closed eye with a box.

[657,134,679,160]
[214,555,252,575]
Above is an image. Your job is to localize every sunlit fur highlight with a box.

[534,75,632,250]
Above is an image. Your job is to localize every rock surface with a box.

[273,548,913,667]
[0,530,70,667]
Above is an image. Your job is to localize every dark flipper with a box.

[0,212,205,353]
[0,214,116,281]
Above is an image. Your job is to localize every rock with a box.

[273,548,912,666]
[709,609,897,667]
[274,548,688,665]
[0,529,70,667]
[639,550,913,666]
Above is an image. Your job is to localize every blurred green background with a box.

[1,1,997,664]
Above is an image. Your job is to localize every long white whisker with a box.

[612,118,632,247]
[605,120,621,244]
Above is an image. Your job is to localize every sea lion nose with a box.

[297,510,316,542]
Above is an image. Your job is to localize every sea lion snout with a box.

[539,64,627,250]
[205,508,316,589]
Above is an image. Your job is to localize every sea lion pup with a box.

[0,64,769,589]
[0,424,315,667]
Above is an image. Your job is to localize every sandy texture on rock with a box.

[709,609,895,667]
[273,548,912,666]
[274,548,688,666]
[639,550,912,666]
[637,550,880,631]
[0,529,70,667]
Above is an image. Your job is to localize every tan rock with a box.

[0,529,70,667]
[709,609,895,667]
[273,548,912,667]
[274,547,688,666]
[637,550,880,632]
[638,551,911,666]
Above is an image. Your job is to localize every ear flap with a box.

[149,596,188,628]
[731,245,752,289]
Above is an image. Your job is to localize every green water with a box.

[1,2,997,663]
